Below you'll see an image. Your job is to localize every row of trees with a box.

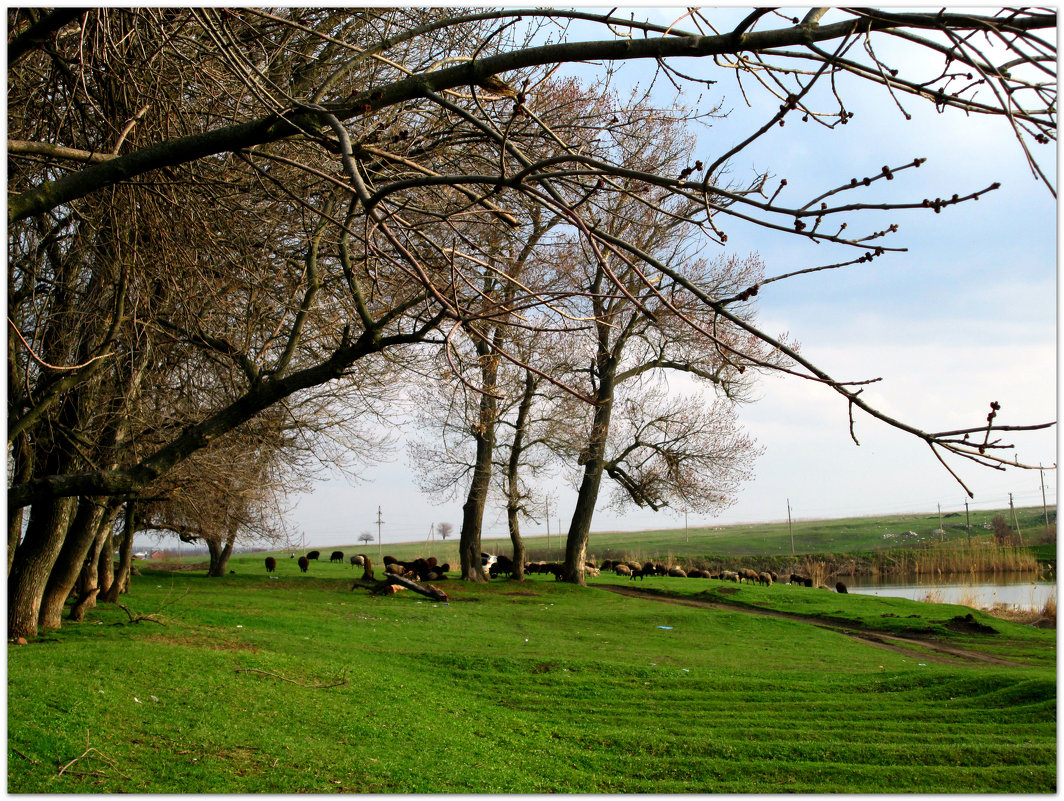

[8,8,1056,637]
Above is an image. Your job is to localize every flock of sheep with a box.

[601,559,848,592]
[264,551,848,593]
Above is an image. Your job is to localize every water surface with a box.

[844,571,1056,610]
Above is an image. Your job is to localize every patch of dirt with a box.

[594,584,1026,667]
[946,613,998,635]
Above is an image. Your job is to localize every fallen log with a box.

[352,573,449,603]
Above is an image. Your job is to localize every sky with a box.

[282,9,1057,550]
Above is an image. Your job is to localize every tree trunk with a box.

[38,497,108,630]
[458,424,494,582]
[7,432,34,576]
[458,343,499,583]
[507,504,526,581]
[504,369,535,581]
[97,525,115,599]
[8,496,77,638]
[563,372,616,586]
[101,500,135,602]
[206,529,237,576]
[70,506,118,621]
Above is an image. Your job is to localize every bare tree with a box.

[436,522,453,541]
[7,9,1055,633]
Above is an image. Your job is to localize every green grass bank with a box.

[8,565,1055,793]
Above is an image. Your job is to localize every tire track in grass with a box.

[594,584,1025,667]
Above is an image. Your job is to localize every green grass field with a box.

[8,558,1055,793]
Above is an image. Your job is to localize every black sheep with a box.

[330,550,344,563]
[836,581,848,593]
[298,556,309,573]
[265,557,276,573]
[306,550,320,560]
[489,554,514,578]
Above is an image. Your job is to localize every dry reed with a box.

[884,539,1038,575]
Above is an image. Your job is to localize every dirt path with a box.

[594,583,1025,667]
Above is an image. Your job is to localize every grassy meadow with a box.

[8,548,1056,794]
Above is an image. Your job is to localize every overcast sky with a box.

[285,9,1057,549]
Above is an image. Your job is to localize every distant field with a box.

[231,505,1054,568]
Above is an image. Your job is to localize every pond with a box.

[844,571,1057,610]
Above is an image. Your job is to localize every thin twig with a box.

[234,667,348,689]
[58,746,130,781]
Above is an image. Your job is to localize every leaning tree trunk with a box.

[97,525,115,599]
[101,500,135,603]
[38,497,108,630]
[69,511,116,622]
[8,496,77,639]
[563,374,616,586]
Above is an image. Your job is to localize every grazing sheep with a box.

[790,573,813,587]
[265,557,277,573]
[489,554,514,579]
[614,564,633,577]
[835,582,848,593]
[686,569,707,578]
[306,550,320,560]
[769,571,779,583]
[738,568,759,583]
[330,551,344,563]
[630,567,644,581]
[585,567,600,578]
[758,571,773,586]
[349,554,364,567]
[298,556,309,573]
[720,570,739,583]
[667,566,687,578]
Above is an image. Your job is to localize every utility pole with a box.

[1009,493,1024,545]
[1040,465,1050,531]
[376,506,384,559]
[427,522,435,545]
[964,500,971,545]
[787,499,794,556]
[545,498,550,559]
